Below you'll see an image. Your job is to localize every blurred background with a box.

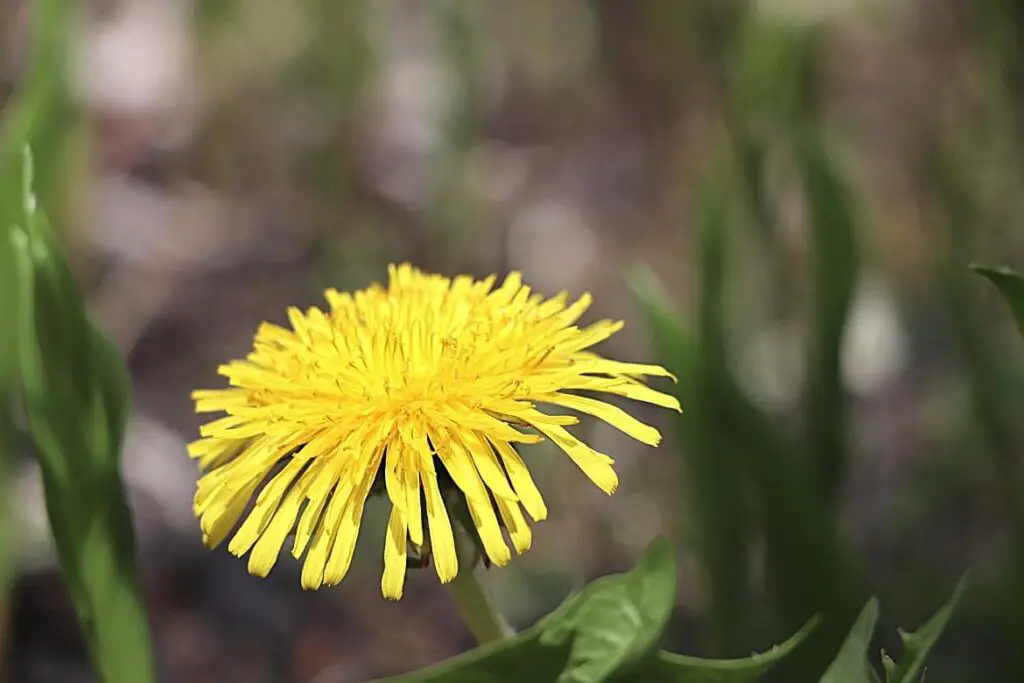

[2,0,1024,681]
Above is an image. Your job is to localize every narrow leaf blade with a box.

[885,575,969,683]
[819,598,880,683]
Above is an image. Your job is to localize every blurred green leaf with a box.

[795,128,859,505]
[819,599,879,683]
[617,618,817,683]
[630,247,863,678]
[971,264,1024,337]
[0,216,14,647]
[628,182,749,655]
[0,0,79,657]
[882,575,969,683]
[818,578,966,683]
[13,149,156,683]
[732,18,818,126]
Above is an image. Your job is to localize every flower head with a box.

[190,263,680,599]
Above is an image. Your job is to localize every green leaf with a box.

[970,264,1024,337]
[13,148,156,683]
[0,224,14,602]
[795,127,858,505]
[376,537,677,683]
[540,537,677,683]
[882,575,969,683]
[627,182,750,655]
[617,617,818,683]
[819,598,880,683]
[732,18,817,124]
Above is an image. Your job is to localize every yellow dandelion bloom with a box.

[189,263,680,599]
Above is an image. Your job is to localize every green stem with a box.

[445,567,514,645]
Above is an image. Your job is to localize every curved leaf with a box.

[971,264,1024,338]
[620,617,818,683]
[540,537,677,683]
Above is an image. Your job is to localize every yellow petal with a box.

[228,458,307,556]
[527,419,618,494]
[566,376,681,411]
[248,465,317,577]
[323,448,384,585]
[420,450,458,583]
[467,494,512,566]
[188,437,249,469]
[192,389,251,413]
[574,357,677,380]
[300,477,353,590]
[458,432,518,501]
[540,393,663,446]
[495,497,531,554]
[433,429,489,502]
[557,292,592,326]
[291,463,336,559]
[199,415,266,439]
[403,437,429,548]
[555,319,623,354]
[487,437,547,521]
[198,476,262,548]
[381,506,408,600]
[384,440,406,515]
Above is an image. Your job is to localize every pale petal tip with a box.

[381,576,405,600]
[247,554,274,578]
[490,552,512,568]
[301,563,325,591]
[511,536,532,555]
[436,566,458,585]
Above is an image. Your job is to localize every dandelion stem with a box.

[445,567,514,645]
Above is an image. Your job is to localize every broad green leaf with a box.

[371,628,568,683]
[13,148,156,683]
[970,264,1024,337]
[882,575,969,683]
[375,537,677,683]
[539,537,677,683]
[818,599,879,683]
[795,127,858,505]
[615,618,818,683]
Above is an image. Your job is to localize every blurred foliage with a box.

[973,265,1024,336]
[0,1,155,681]
[0,0,80,670]
[631,7,983,683]
[377,539,817,683]
[13,148,155,683]
[4,0,1024,680]
[819,577,965,683]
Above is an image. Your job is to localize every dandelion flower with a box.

[189,263,681,599]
